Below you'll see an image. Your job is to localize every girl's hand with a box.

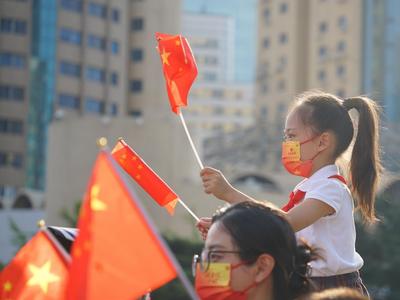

[196,217,212,241]
[200,167,236,202]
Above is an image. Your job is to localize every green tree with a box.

[356,186,400,300]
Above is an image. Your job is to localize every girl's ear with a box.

[254,254,275,283]
[317,131,332,152]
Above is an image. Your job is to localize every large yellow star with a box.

[90,185,107,211]
[161,48,171,66]
[3,281,12,292]
[27,261,60,294]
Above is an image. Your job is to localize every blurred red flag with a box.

[112,138,178,214]
[0,231,68,300]
[67,151,178,300]
[156,32,198,114]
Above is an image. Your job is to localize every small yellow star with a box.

[3,281,12,292]
[27,261,60,294]
[175,40,181,46]
[161,48,171,66]
[132,156,137,161]
[138,164,143,170]
[90,185,107,211]
[135,175,141,180]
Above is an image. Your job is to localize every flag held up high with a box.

[156,32,198,114]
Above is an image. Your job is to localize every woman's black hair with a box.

[212,201,317,300]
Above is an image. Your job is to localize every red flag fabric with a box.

[67,151,178,300]
[0,231,68,300]
[156,32,198,114]
[112,138,178,214]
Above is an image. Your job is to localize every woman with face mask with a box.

[193,201,316,300]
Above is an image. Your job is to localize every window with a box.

[338,16,348,32]
[60,28,81,45]
[318,70,326,81]
[319,22,327,33]
[59,61,81,77]
[263,37,270,48]
[59,93,80,109]
[111,9,120,23]
[337,40,346,53]
[279,33,288,44]
[277,79,286,91]
[131,48,143,61]
[87,34,106,50]
[280,3,288,13]
[110,41,119,54]
[131,18,144,31]
[0,85,24,101]
[0,152,6,166]
[88,2,107,18]
[0,18,27,35]
[318,46,327,59]
[110,72,118,85]
[129,110,142,118]
[110,103,118,116]
[263,8,270,24]
[86,66,105,82]
[336,65,346,77]
[130,80,143,92]
[0,52,26,69]
[0,152,23,169]
[85,97,104,113]
[60,0,82,12]
[0,118,24,134]
[11,153,23,168]
[203,72,217,81]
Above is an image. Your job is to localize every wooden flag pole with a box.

[178,111,204,169]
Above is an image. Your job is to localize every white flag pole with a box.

[178,111,204,169]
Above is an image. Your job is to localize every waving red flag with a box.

[0,230,68,300]
[67,151,178,300]
[156,32,198,114]
[112,138,178,214]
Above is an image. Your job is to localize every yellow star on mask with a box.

[90,185,107,211]
[161,48,171,66]
[27,261,60,294]
[3,281,12,292]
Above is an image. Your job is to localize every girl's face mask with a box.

[281,136,321,178]
[194,261,257,300]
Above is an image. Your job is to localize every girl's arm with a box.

[200,166,335,232]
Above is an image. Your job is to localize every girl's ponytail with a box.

[343,97,382,223]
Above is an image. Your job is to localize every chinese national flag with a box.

[112,138,179,215]
[0,231,68,300]
[156,32,198,114]
[66,151,178,300]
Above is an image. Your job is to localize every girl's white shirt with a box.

[294,164,364,276]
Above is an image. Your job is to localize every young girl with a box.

[198,91,382,296]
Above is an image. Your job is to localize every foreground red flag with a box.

[112,138,178,214]
[0,231,68,300]
[156,32,198,114]
[67,151,178,300]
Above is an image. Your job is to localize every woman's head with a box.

[285,91,382,223]
[202,201,314,300]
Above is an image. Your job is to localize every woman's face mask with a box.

[194,260,257,300]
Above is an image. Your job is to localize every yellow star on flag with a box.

[90,185,107,211]
[161,48,171,66]
[26,261,60,294]
[3,281,12,292]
